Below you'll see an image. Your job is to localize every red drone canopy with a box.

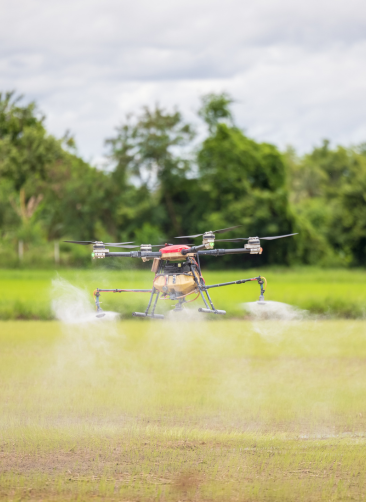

[159,244,190,255]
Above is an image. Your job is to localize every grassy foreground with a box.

[1,319,366,501]
[0,267,366,319]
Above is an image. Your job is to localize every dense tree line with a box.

[0,90,365,267]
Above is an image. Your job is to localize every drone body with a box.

[65,228,297,319]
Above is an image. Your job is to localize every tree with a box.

[0,92,118,255]
[198,92,234,134]
[0,92,65,245]
[286,140,366,266]
[197,94,299,265]
[38,153,117,243]
[106,105,195,238]
[0,92,63,193]
[325,147,366,265]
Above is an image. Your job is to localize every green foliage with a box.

[106,105,195,238]
[0,90,366,268]
[198,92,234,133]
[0,91,63,192]
[39,153,117,241]
[197,120,297,265]
[199,124,286,193]
[287,139,366,266]
[0,92,120,254]
[333,164,366,265]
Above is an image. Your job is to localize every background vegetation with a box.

[1,91,365,269]
[0,268,365,320]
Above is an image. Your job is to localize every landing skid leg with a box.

[198,287,210,309]
[151,289,160,316]
[197,287,226,315]
[205,289,216,311]
[144,287,155,315]
[133,288,164,319]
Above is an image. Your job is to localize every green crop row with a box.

[0,267,365,320]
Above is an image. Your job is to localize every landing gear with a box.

[198,307,226,315]
[197,286,226,315]
[93,268,267,319]
[133,287,165,319]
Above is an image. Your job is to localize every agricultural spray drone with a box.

[65,227,297,319]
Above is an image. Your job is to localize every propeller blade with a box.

[175,233,203,239]
[64,240,135,247]
[214,225,242,234]
[106,243,135,248]
[64,240,95,245]
[260,233,298,240]
[108,244,139,248]
[105,242,134,246]
[109,243,175,249]
[175,225,242,239]
[64,240,195,249]
[215,238,248,242]
[143,244,182,248]
[215,233,298,243]
[150,244,175,247]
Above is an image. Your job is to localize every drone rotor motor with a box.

[92,242,109,259]
[202,231,215,249]
[244,237,262,254]
[140,244,153,262]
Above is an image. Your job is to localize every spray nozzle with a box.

[257,276,267,305]
[94,289,106,318]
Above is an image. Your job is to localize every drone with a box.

[65,227,297,319]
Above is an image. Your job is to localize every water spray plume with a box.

[245,300,306,321]
[51,276,119,323]
[243,300,308,340]
[50,277,121,380]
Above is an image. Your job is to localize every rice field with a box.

[0,267,366,319]
[1,318,366,501]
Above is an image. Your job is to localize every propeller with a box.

[64,240,134,247]
[215,233,298,243]
[175,225,242,239]
[64,240,179,249]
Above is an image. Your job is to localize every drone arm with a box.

[105,251,162,259]
[181,244,206,255]
[104,248,257,259]
[197,248,252,256]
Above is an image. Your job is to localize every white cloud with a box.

[1,0,365,161]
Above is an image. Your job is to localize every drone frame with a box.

[64,228,296,319]
[92,243,267,319]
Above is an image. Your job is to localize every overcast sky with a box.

[1,0,366,163]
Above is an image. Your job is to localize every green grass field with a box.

[0,267,365,319]
[1,319,366,501]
